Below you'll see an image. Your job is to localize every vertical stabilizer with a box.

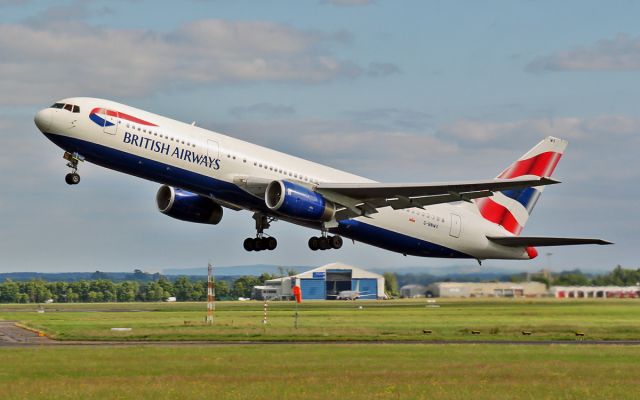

[475,136,568,235]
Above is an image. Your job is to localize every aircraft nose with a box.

[34,108,52,132]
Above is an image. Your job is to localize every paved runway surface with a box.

[0,321,53,346]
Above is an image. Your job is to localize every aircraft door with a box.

[449,213,462,238]
[103,110,118,135]
[207,139,219,161]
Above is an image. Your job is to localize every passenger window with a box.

[72,105,80,113]
[64,104,73,112]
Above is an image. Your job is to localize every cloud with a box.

[366,62,401,77]
[0,18,370,105]
[321,0,374,6]
[345,107,431,129]
[212,112,640,182]
[229,103,296,119]
[440,115,640,147]
[0,0,29,6]
[527,34,640,72]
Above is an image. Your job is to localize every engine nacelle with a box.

[156,185,223,225]
[265,180,335,222]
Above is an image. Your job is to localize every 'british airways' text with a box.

[122,132,220,170]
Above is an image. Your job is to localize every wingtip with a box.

[540,177,561,185]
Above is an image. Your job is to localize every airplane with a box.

[34,98,611,262]
[326,280,375,300]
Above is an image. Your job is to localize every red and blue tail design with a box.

[475,136,567,235]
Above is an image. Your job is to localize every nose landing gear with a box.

[63,152,84,185]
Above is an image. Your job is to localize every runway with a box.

[2,321,640,347]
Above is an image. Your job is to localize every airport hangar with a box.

[252,263,386,300]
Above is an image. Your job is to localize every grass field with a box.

[1,298,639,342]
[1,344,639,399]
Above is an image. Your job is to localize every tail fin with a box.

[475,136,568,236]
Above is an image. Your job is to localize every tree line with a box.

[540,265,640,287]
[0,274,277,304]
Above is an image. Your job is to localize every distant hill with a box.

[1,263,520,284]
[163,264,311,277]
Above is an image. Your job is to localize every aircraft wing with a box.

[487,236,613,247]
[316,177,558,218]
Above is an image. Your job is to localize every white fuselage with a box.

[35,97,529,260]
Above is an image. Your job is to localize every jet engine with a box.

[265,180,335,221]
[156,185,223,224]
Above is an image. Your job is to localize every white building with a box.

[551,286,640,298]
[400,284,427,298]
[252,263,386,300]
[425,281,547,298]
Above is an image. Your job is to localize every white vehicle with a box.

[35,98,610,262]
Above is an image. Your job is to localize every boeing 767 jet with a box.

[35,98,610,262]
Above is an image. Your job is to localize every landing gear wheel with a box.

[318,237,329,250]
[308,237,319,251]
[330,235,343,249]
[266,237,278,251]
[254,239,261,251]
[65,173,80,185]
[243,238,255,252]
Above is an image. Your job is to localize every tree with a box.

[554,270,590,286]
[383,272,399,297]
[116,281,138,302]
[214,280,230,300]
[173,277,195,301]
[24,280,52,303]
[91,270,109,280]
[232,276,261,298]
[0,280,19,303]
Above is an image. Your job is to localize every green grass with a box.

[1,298,640,342]
[1,344,639,399]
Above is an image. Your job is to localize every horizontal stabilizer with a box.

[487,236,613,247]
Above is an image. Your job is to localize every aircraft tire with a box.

[308,237,319,251]
[330,235,343,249]
[266,237,277,251]
[255,238,267,251]
[243,238,255,251]
[318,237,329,250]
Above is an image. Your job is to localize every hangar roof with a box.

[293,262,383,280]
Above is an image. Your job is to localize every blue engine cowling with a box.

[156,185,223,224]
[265,180,335,221]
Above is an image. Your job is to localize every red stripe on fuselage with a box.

[476,197,523,235]
[499,151,562,179]
[90,108,157,127]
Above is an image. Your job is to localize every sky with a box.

[0,0,638,273]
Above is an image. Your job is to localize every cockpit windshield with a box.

[51,103,80,113]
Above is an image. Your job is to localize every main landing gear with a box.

[308,234,343,251]
[63,151,84,185]
[243,213,278,252]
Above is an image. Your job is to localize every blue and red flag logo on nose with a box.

[89,108,157,127]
